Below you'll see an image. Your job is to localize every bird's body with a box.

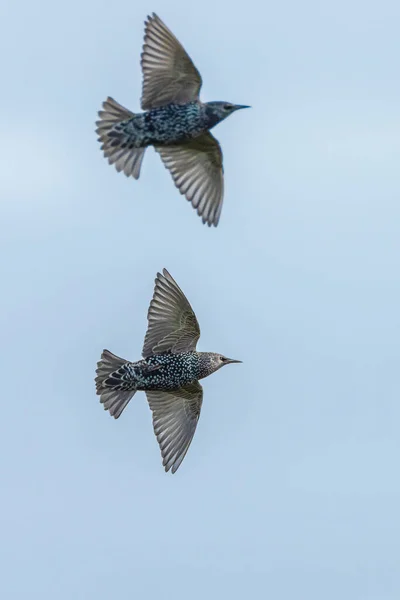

[96,13,249,226]
[109,102,219,149]
[95,269,241,473]
[101,351,224,392]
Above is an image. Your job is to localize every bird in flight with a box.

[95,268,241,473]
[96,13,249,227]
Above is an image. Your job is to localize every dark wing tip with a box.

[145,12,159,27]
[155,269,171,284]
[202,217,216,227]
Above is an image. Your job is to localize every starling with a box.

[96,12,249,227]
[95,268,241,473]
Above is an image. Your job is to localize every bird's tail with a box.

[95,350,137,419]
[96,97,146,179]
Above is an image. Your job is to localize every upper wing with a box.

[140,13,202,110]
[142,269,201,358]
[155,132,224,227]
[146,381,203,473]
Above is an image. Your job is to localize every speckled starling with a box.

[96,12,249,227]
[95,269,241,473]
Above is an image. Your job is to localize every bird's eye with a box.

[220,356,226,362]
[223,104,233,111]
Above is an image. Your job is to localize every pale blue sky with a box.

[1,0,399,598]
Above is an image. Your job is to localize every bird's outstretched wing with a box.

[142,269,201,357]
[146,381,203,473]
[155,133,224,227]
[140,13,202,110]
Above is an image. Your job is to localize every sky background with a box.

[1,0,399,598]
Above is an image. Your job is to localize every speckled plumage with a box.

[95,269,241,474]
[107,102,211,149]
[102,351,222,392]
[96,12,249,226]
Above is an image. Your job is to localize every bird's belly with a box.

[134,360,198,391]
[145,125,205,146]
[143,106,207,146]
[137,373,196,391]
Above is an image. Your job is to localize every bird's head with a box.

[204,101,250,127]
[207,352,242,374]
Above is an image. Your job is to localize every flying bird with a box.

[96,12,249,227]
[95,269,241,473]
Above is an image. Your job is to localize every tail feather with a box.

[96,97,145,180]
[95,349,137,419]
